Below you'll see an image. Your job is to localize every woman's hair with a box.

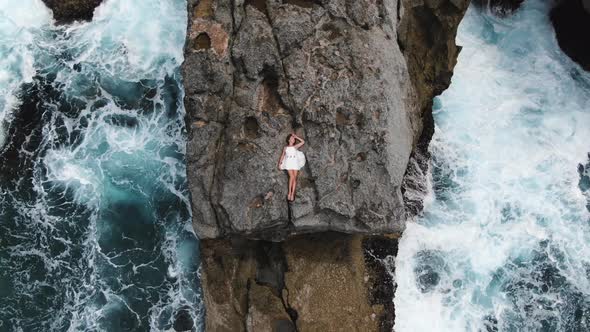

[286,134,293,144]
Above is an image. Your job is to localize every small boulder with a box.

[41,0,103,24]
[472,0,525,16]
[173,308,194,332]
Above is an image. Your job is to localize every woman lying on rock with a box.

[278,133,306,201]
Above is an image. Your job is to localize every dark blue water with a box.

[0,1,203,331]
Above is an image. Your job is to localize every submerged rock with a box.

[363,235,399,331]
[0,78,57,195]
[472,0,525,16]
[551,0,590,71]
[173,308,194,332]
[41,0,103,24]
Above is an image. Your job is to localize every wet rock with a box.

[397,0,470,149]
[551,0,590,71]
[472,0,524,16]
[0,82,44,190]
[578,154,590,211]
[483,315,499,332]
[396,0,468,215]
[41,0,103,24]
[173,308,194,331]
[0,77,65,196]
[414,250,446,293]
[363,235,399,332]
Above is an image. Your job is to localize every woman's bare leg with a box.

[287,170,295,201]
[291,170,299,200]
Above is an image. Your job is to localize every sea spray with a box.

[395,1,590,331]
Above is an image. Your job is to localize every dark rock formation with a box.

[472,0,524,15]
[397,0,471,214]
[363,235,399,331]
[551,0,590,71]
[0,82,43,186]
[173,308,195,332]
[578,153,590,211]
[182,0,468,329]
[41,0,103,23]
[183,0,469,241]
[0,78,57,196]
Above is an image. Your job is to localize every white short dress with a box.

[280,146,306,170]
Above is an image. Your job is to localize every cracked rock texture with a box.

[184,0,468,241]
[183,0,467,330]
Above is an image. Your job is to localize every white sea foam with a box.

[395,1,590,331]
[0,0,51,147]
[1,0,201,330]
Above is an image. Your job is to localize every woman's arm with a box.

[293,134,305,148]
[278,147,286,169]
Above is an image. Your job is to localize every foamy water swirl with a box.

[395,1,590,331]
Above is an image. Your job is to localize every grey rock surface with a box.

[183,0,469,240]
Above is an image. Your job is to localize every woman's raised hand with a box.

[292,133,305,147]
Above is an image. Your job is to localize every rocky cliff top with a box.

[183,0,468,241]
[184,1,469,330]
